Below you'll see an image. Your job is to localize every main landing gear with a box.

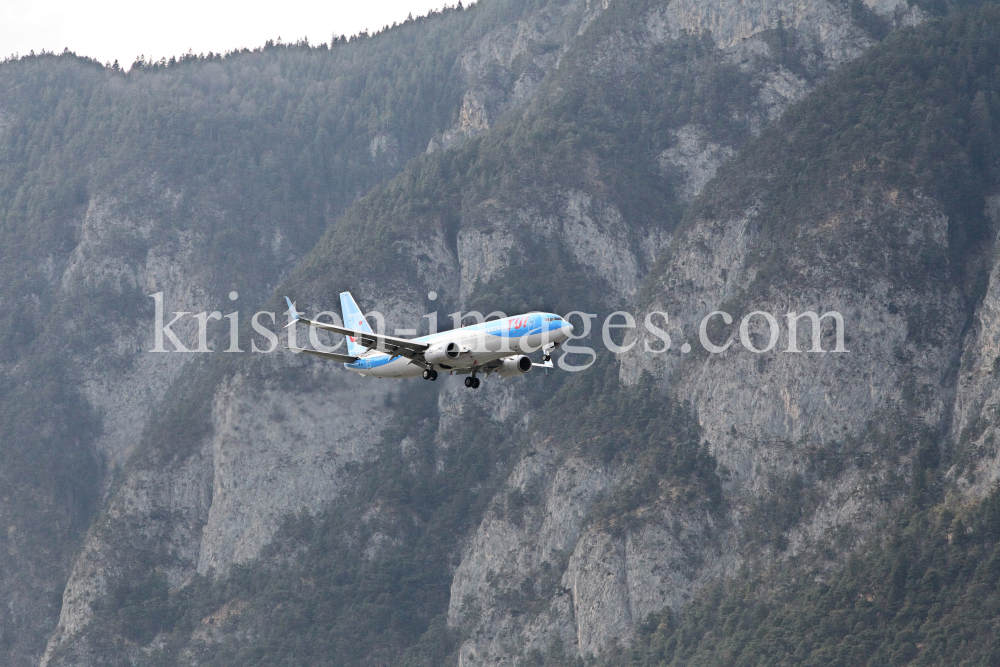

[422,368,439,381]
[464,376,481,389]
[541,342,560,376]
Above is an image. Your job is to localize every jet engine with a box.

[498,355,533,377]
[425,341,471,367]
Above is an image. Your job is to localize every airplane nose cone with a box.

[559,322,573,340]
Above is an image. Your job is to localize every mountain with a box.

[1,0,998,665]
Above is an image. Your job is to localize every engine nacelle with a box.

[425,341,471,368]
[498,355,533,378]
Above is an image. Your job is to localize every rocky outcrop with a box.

[41,362,394,664]
[457,191,663,305]
[448,444,621,663]
[370,133,400,166]
[658,126,736,202]
[60,197,209,469]
[656,0,913,55]
[947,195,1000,496]
[448,441,729,663]
[564,518,724,656]
[434,0,586,150]
[41,445,213,666]
[196,373,389,572]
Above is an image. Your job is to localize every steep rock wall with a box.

[947,194,1000,496]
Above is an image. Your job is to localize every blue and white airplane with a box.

[284,293,573,388]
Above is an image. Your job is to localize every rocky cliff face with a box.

[447,440,731,663]
[433,0,609,152]
[947,194,1000,497]
[42,367,391,665]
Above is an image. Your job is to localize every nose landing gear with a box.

[422,368,439,381]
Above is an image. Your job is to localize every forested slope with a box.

[621,485,1000,665]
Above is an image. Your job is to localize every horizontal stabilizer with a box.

[283,296,299,328]
[287,347,358,364]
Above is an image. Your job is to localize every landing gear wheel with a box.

[430,370,438,381]
[464,377,473,388]
[422,369,432,380]
[472,377,481,389]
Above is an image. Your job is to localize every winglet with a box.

[284,297,299,328]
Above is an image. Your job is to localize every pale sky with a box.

[1,0,451,67]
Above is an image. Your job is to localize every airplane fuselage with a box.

[347,312,571,378]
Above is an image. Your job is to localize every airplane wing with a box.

[285,297,430,360]
[287,347,359,363]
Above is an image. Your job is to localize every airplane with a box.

[284,292,574,388]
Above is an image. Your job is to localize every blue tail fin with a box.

[340,291,373,357]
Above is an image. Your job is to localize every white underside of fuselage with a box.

[351,331,552,379]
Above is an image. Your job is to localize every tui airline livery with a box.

[284,293,573,388]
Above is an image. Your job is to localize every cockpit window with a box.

[544,316,559,322]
